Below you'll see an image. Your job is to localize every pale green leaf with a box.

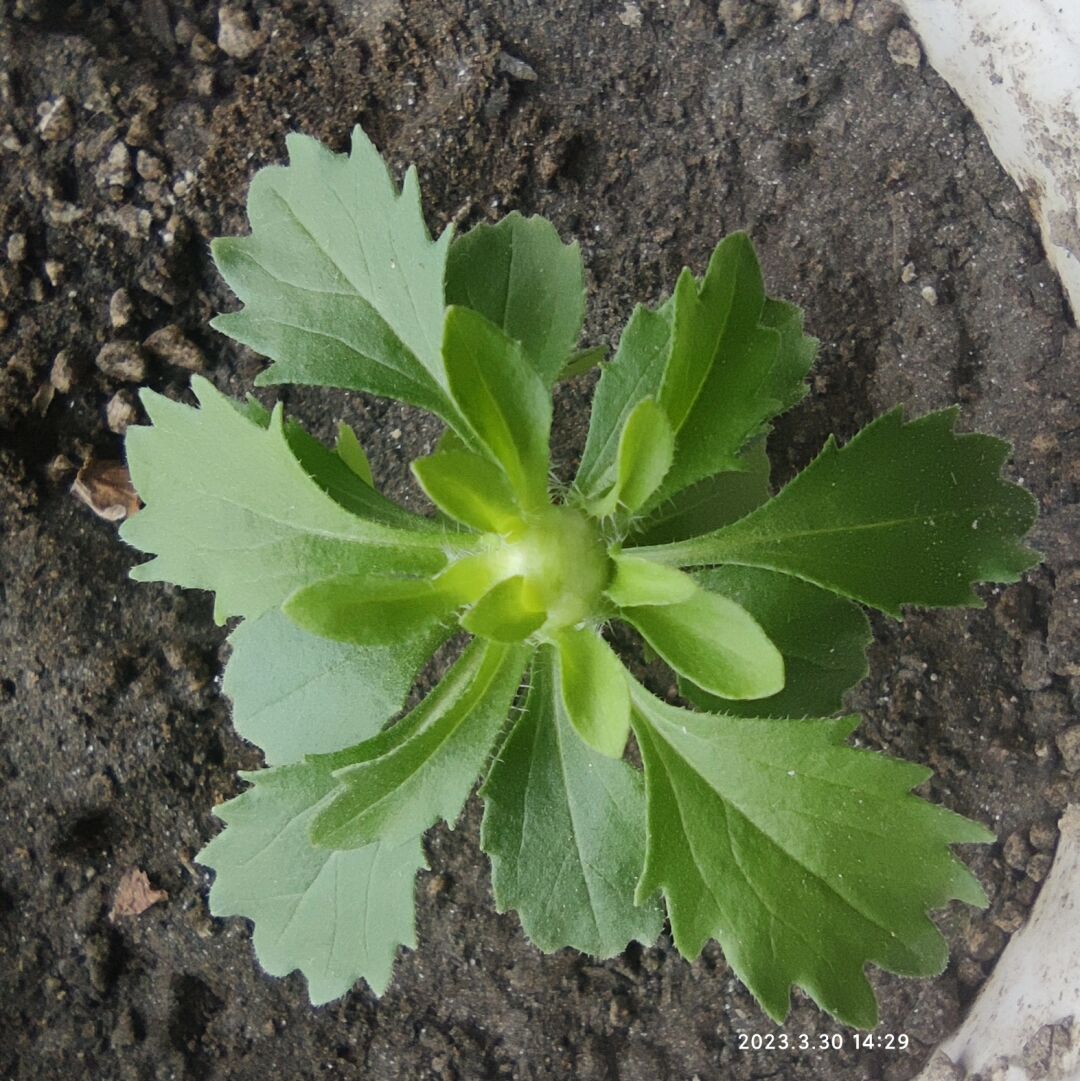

[120,376,450,621]
[211,128,459,423]
[480,649,663,956]
[555,627,631,758]
[637,409,1040,617]
[443,305,552,511]
[446,211,585,385]
[620,584,784,700]
[411,449,521,533]
[198,758,426,1004]
[611,397,675,513]
[604,554,696,608]
[283,573,459,647]
[311,640,528,848]
[630,686,992,1028]
[682,567,871,719]
[461,577,545,642]
[224,609,441,765]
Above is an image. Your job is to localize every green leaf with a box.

[336,422,374,486]
[632,438,771,545]
[638,409,1040,617]
[575,301,672,497]
[224,609,441,765]
[554,627,630,758]
[442,305,552,511]
[283,573,459,647]
[557,344,606,381]
[198,758,426,1004]
[630,687,992,1028]
[446,211,585,386]
[609,397,675,514]
[480,650,663,956]
[683,567,871,719]
[576,234,812,507]
[620,585,784,700]
[604,554,697,608]
[411,449,521,533]
[283,417,435,531]
[211,128,459,423]
[311,640,528,848]
[461,577,545,642]
[121,376,450,621]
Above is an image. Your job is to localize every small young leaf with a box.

[575,301,673,497]
[621,585,784,700]
[211,128,458,423]
[311,641,528,848]
[224,610,442,765]
[604,554,697,608]
[480,650,663,956]
[336,422,374,486]
[638,409,1040,616]
[630,687,991,1028]
[446,211,585,386]
[632,438,771,545]
[283,573,459,647]
[412,449,521,533]
[557,344,606,381]
[555,627,631,758]
[461,577,546,642]
[121,376,449,621]
[613,397,675,513]
[442,305,552,511]
[198,759,426,1004]
[682,567,871,719]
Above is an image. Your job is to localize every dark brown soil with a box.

[1,2,1077,1079]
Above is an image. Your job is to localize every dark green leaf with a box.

[630,686,991,1028]
[446,211,585,385]
[480,650,663,956]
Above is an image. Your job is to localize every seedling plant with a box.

[121,129,1037,1028]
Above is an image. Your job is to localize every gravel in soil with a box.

[1,1,1077,1079]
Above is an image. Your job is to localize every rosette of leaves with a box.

[120,129,1038,1027]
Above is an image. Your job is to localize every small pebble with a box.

[820,0,854,22]
[106,389,138,434]
[44,259,63,286]
[1029,821,1057,851]
[46,453,75,483]
[95,142,132,190]
[1055,726,1080,772]
[992,900,1026,934]
[109,288,134,328]
[190,33,217,63]
[217,6,263,59]
[901,261,916,283]
[7,232,26,263]
[1026,852,1052,882]
[887,27,922,68]
[95,341,147,383]
[135,149,164,181]
[921,284,938,306]
[853,0,900,35]
[617,1,643,28]
[37,96,74,141]
[964,922,1005,962]
[779,0,816,20]
[124,112,154,149]
[31,382,54,415]
[497,51,538,82]
[50,350,78,392]
[1002,830,1031,870]
[143,324,206,372]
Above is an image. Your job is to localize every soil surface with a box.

[1,2,1078,1080]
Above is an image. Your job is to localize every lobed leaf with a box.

[211,128,459,424]
[224,609,442,765]
[636,409,1040,616]
[630,686,992,1028]
[198,758,426,1004]
[121,376,450,622]
[446,211,585,386]
[480,650,664,956]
